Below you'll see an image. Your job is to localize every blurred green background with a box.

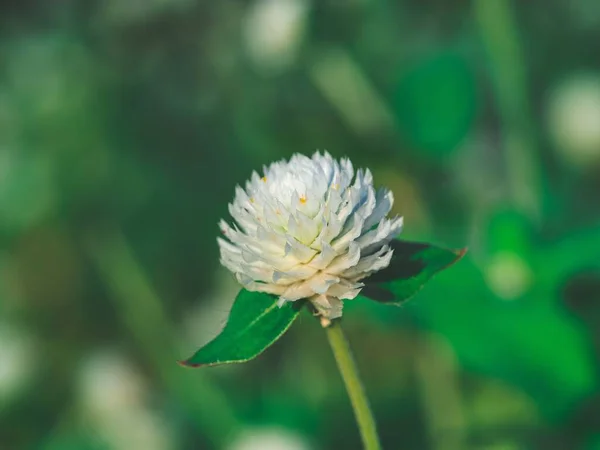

[1,0,600,449]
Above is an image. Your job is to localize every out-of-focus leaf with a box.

[588,434,600,450]
[0,152,57,233]
[393,52,477,154]
[180,289,302,368]
[406,256,597,419]
[361,240,466,304]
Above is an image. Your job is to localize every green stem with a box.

[85,229,239,446]
[325,320,382,450]
[473,0,541,219]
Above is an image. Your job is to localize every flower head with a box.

[218,152,403,319]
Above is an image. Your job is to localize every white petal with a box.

[362,188,394,232]
[288,212,319,245]
[273,264,319,284]
[313,210,344,247]
[281,280,315,301]
[326,242,361,274]
[308,273,340,294]
[354,186,377,221]
[326,280,364,299]
[284,237,318,263]
[241,247,297,271]
[344,245,393,279]
[256,225,287,252]
[331,213,366,252]
[356,216,403,251]
[228,203,257,234]
[237,262,276,283]
[310,295,343,319]
[238,274,287,295]
[307,242,338,269]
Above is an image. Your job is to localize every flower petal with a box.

[217,151,404,319]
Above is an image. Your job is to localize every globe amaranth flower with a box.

[218,151,403,319]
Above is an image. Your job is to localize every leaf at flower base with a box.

[179,289,302,368]
[359,284,396,303]
[361,240,466,305]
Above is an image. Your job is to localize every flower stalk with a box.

[325,320,382,450]
[180,150,465,448]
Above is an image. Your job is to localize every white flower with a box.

[228,426,313,450]
[77,351,175,450]
[77,350,147,419]
[0,324,35,405]
[547,75,600,167]
[218,152,403,319]
[243,0,309,74]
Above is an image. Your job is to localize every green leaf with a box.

[362,240,466,305]
[180,289,302,368]
[409,257,596,419]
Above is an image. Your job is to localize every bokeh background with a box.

[1,0,600,449]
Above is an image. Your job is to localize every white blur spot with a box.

[77,350,175,450]
[77,350,147,419]
[547,75,600,167]
[475,444,522,450]
[0,325,35,405]
[99,409,176,450]
[485,252,533,301]
[243,0,309,74]
[228,427,313,450]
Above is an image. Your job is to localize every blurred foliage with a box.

[1,0,600,449]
